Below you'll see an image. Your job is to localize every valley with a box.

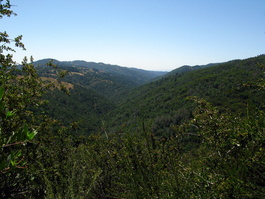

[36,55,265,136]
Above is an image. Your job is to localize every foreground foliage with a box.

[27,99,264,199]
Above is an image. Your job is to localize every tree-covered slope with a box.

[29,58,167,134]
[106,55,265,132]
[165,62,219,77]
[36,55,265,135]
[41,85,114,134]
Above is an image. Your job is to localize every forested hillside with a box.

[36,55,265,154]
[1,2,265,198]
[32,59,166,134]
[158,62,219,79]
[107,55,265,133]
[34,58,166,98]
[41,85,114,134]
[29,55,265,135]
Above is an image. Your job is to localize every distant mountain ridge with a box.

[33,59,167,101]
[163,63,220,77]
[33,59,167,83]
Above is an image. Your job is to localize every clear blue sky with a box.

[2,0,265,71]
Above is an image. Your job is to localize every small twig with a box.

[2,141,26,148]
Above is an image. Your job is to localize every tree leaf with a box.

[6,110,15,118]
[27,129,38,140]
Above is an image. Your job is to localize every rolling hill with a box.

[33,55,265,135]
[106,55,265,134]
[33,59,166,134]
[34,59,166,100]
